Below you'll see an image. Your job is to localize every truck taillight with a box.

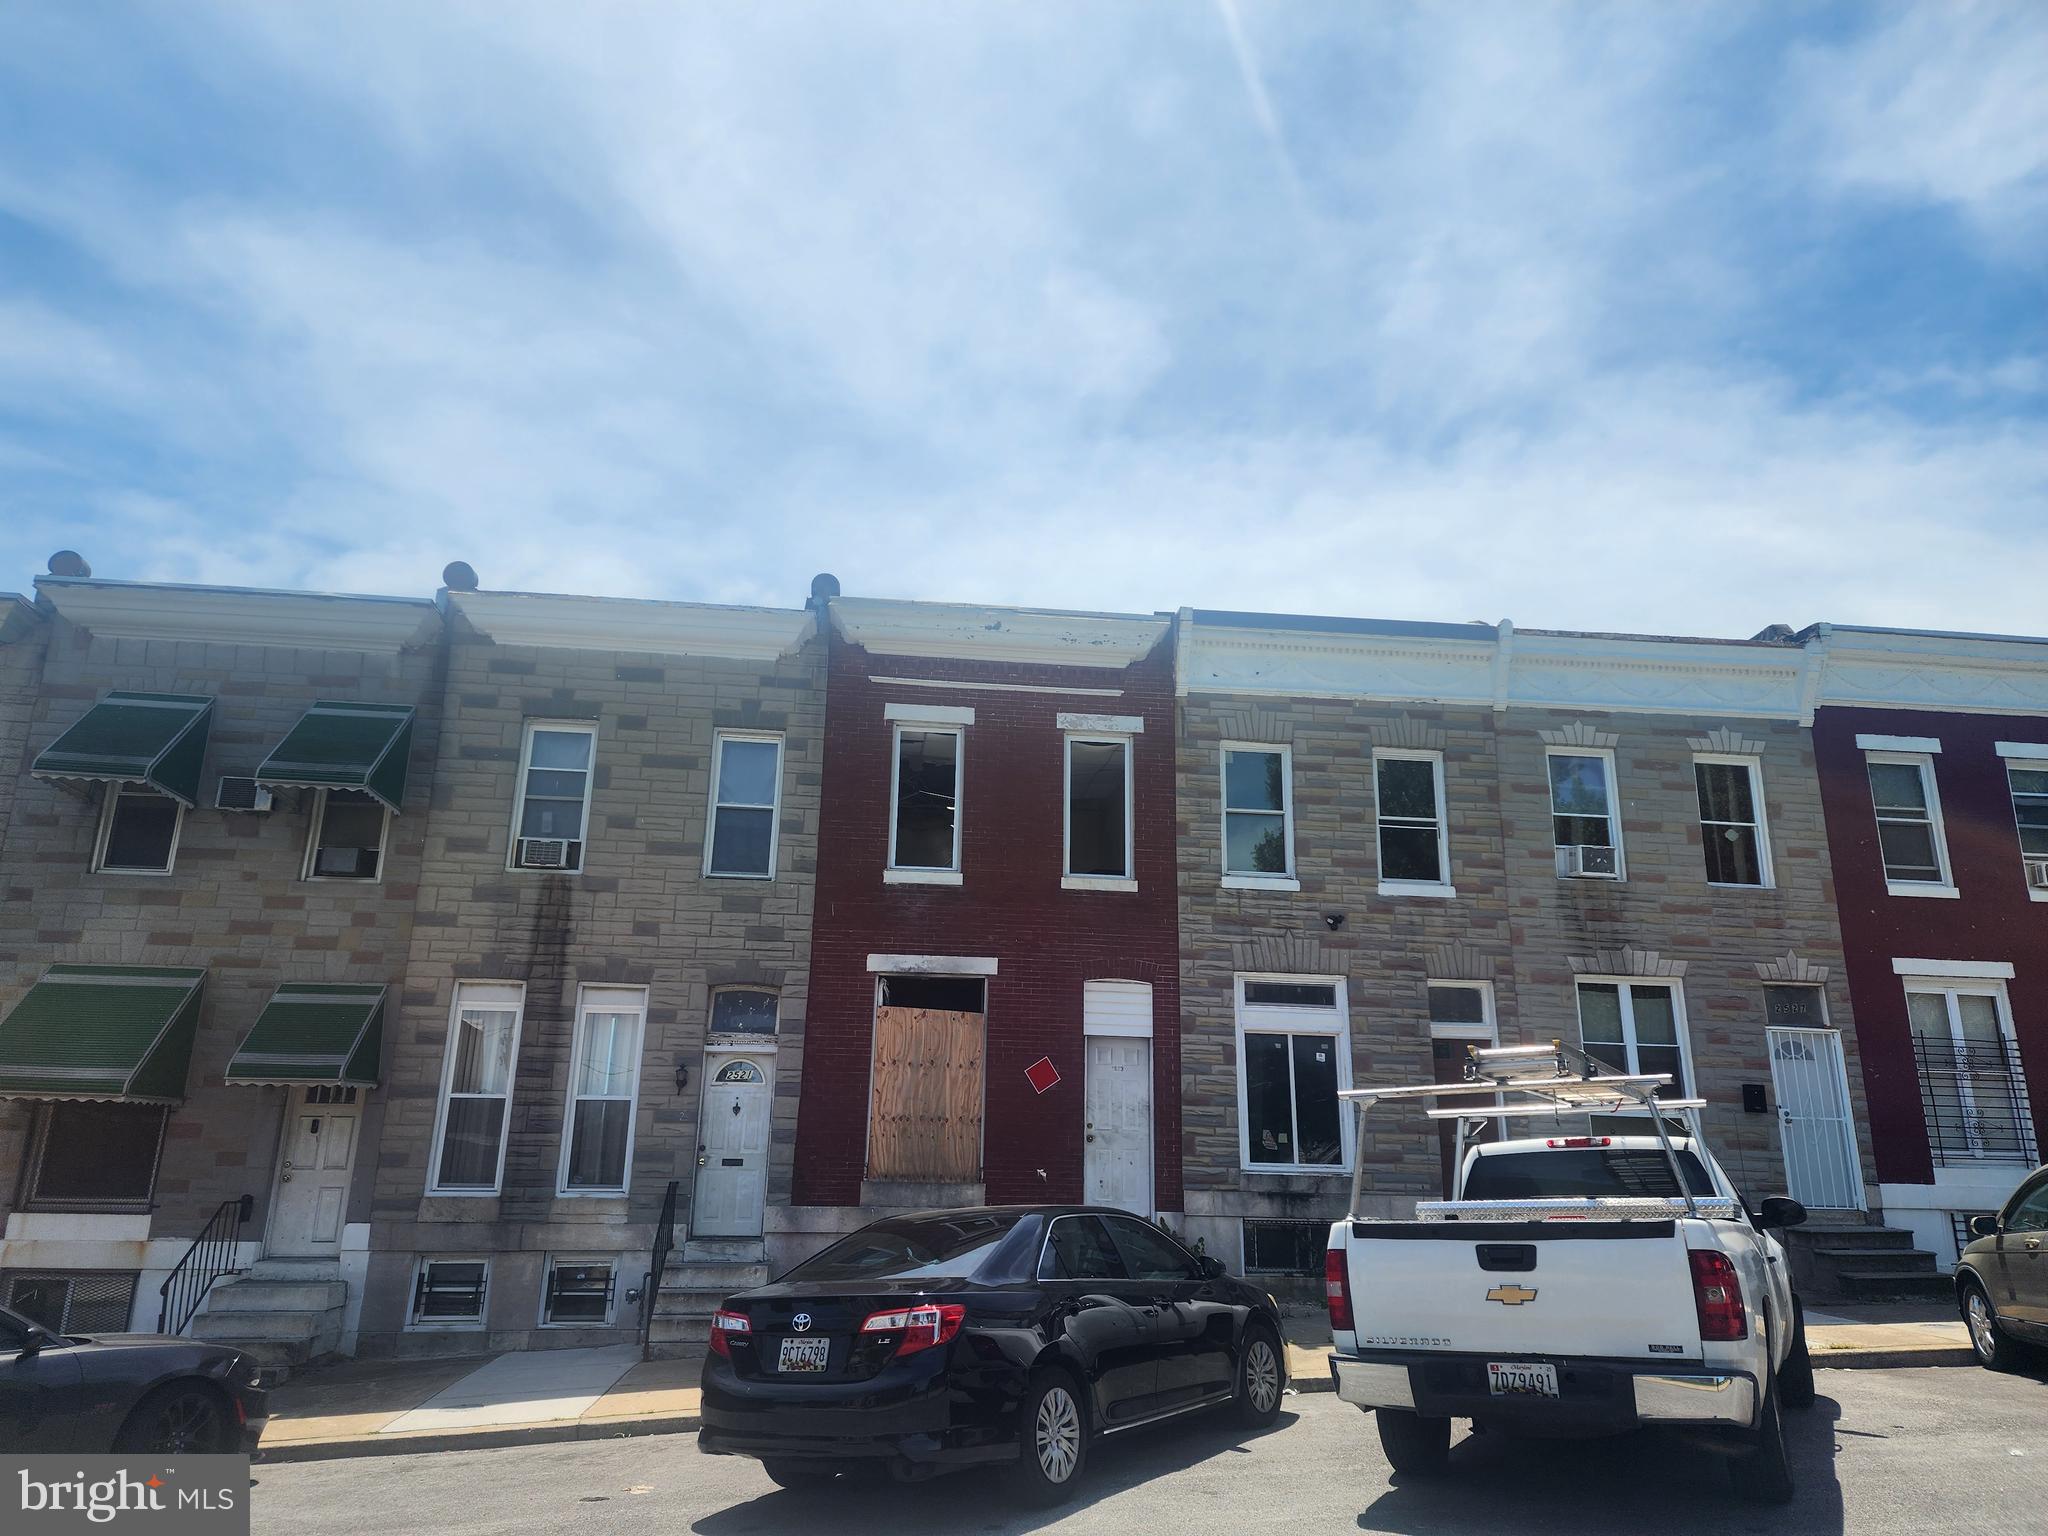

[1325,1248,1354,1332]
[1688,1251,1748,1341]
[708,1309,751,1357]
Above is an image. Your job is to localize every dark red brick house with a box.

[781,593,1180,1265]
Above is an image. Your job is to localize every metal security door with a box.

[269,1092,359,1256]
[1084,1037,1153,1217]
[1767,1027,1864,1210]
[693,1056,771,1238]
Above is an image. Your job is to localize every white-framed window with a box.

[509,720,596,873]
[540,1255,618,1327]
[1865,752,1954,895]
[1220,743,1295,888]
[1904,980,2036,1164]
[1374,749,1452,896]
[93,785,182,875]
[558,986,646,1195]
[1576,979,1692,1100]
[1426,981,1496,1042]
[1694,755,1772,889]
[888,724,963,881]
[1064,733,1134,886]
[409,1257,489,1329]
[705,732,783,879]
[427,982,525,1195]
[304,788,389,881]
[1547,749,1623,879]
[2005,760,2048,900]
[1235,975,1350,1173]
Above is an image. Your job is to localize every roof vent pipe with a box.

[441,561,480,592]
[46,550,91,578]
[808,572,841,610]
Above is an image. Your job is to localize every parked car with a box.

[697,1206,1288,1503]
[0,1302,269,1453]
[1956,1163,2048,1373]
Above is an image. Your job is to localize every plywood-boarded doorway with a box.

[867,975,986,1182]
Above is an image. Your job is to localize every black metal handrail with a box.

[158,1194,253,1335]
[641,1179,679,1361]
[1913,1035,2038,1167]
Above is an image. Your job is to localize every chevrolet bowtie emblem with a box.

[1486,1284,1539,1306]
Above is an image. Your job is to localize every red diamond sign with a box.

[1024,1056,1061,1095]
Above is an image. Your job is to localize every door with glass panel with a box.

[694,1055,772,1238]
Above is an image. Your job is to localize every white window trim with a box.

[1233,973,1353,1175]
[1693,752,1775,890]
[883,700,975,726]
[1573,977,1696,1104]
[1866,750,1955,897]
[2005,762,2048,903]
[301,787,390,883]
[1426,980,1498,1042]
[1063,731,1135,886]
[1994,741,2048,762]
[1891,958,2017,980]
[887,722,964,877]
[538,1254,619,1329]
[426,981,527,1197]
[1082,979,1154,1039]
[1545,746,1626,880]
[865,953,998,975]
[407,1256,490,1331]
[506,719,597,875]
[1055,712,1143,734]
[92,782,183,876]
[1856,733,1942,754]
[556,985,647,1198]
[1219,741,1296,886]
[703,730,784,880]
[1373,748,1454,898]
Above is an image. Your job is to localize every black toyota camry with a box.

[698,1206,1288,1503]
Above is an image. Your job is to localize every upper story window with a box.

[1548,750,1622,879]
[1374,750,1451,896]
[94,785,182,875]
[888,724,963,879]
[1221,744,1294,886]
[510,722,595,873]
[1861,743,1953,896]
[1065,734,1133,884]
[306,788,388,881]
[1694,756,1771,888]
[429,982,525,1194]
[705,733,783,879]
[1577,980,1690,1099]
[2004,755,2048,899]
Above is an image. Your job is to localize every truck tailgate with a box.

[1344,1220,1703,1359]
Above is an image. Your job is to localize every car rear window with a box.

[1462,1147,1718,1201]
[782,1214,1023,1282]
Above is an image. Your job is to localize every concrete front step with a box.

[244,1258,344,1280]
[1809,1247,1942,1275]
[1834,1270,1955,1301]
[1788,1225,1917,1248]
[681,1238,766,1263]
[191,1305,342,1344]
[659,1263,770,1292]
[204,1279,348,1313]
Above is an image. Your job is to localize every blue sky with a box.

[1,2,2042,634]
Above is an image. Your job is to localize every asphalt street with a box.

[251,1367,2046,1535]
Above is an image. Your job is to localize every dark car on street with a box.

[0,1302,269,1453]
[697,1206,1289,1503]
[1956,1163,2048,1373]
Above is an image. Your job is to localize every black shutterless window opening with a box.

[1461,1147,1718,1201]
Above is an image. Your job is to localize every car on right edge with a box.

[1955,1162,2048,1373]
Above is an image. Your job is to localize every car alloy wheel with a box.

[1245,1338,1281,1414]
[148,1390,223,1454]
[1035,1384,1081,1484]
[1966,1289,2000,1363]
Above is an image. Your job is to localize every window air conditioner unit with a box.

[515,837,576,870]
[1556,844,1619,878]
[314,846,378,878]
[215,776,274,813]
[2027,856,2048,891]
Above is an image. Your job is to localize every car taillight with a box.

[1325,1248,1354,1332]
[1544,1137,1612,1148]
[860,1302,965,1357]
[1688,1251,1748,1341]
[708,1309,751,1357]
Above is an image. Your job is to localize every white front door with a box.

[269,1089,360,1257]
[693,1055,772,1238]
[1767,1027,1864,1211]
[1084,1036,1153,1217]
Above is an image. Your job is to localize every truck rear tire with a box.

[1730,1376,1794,1505]
[1376,1408,1451,1476]
[1780,1297,1816,1409]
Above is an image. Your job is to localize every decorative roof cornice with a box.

[830,597,1169,669]
[35,577,439,653]
[1809,624,2048,718]
[449,590,815,661]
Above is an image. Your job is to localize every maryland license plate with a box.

[1486,1361,1560,1398]
[777,1336,830,1373]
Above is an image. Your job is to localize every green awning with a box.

[31,692,214,807]
[256,701,414,812]
[0,965,206,1103]
[223,983,384,1087]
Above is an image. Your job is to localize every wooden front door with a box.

[866,1006,985,1181]
[692,1054,772,1238]
[269,1088,360,1257]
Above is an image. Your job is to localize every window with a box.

[1694,757,1771,888]
[3,1271,138,1333]
[1462,1147,1717,1201]
[510,722,595,872]
[1374,750,1450,893]
[429,983,524,1194]
[1763,985,1828,1028]
[2006,1178,2048,1235]
[1427,982,1496,1041]
[541,1257,617,1326]
[1547,750,1622,878]
[889,726,962,876]
[23,1103,168,1211]
[1242,1220,1326,1276]
[559,987,645,1194]
[1907,984,2034,1164]
[94,786,181,874]
[1103,1215,1197,1281]
[1236,975,1349,1172]
[1064,735,1132,882]
[410,1259,488,1328]
[709,989,778,1038]
[706,733,782,878]
[1576,981,1690,1099]
[1221,744,1294,883]
[1866,753,1952,892]
[305,788,388,880]
[1038,1214,1128,1281]
[2008,763,2048,896]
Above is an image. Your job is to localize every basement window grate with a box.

[1241,1219,1326,1276]
[3,1270,138,1333]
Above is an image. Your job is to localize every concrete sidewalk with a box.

[257,1304,1977,1465]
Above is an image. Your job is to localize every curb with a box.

[259,1412,704,1465]
[1812,1346,1975,1371]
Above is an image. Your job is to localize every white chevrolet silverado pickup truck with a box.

[1325,1042,1817,1503]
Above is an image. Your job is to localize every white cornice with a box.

[37,578,439,653]
[1813,629,2048,718]
[831,597,1168,669]
[450,591,815,661]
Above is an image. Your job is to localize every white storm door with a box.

[693,1056,772,1238]
[1084,1036,1153,1217]
[269,1092,360,1256]
[1767,1027,1863,1211]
